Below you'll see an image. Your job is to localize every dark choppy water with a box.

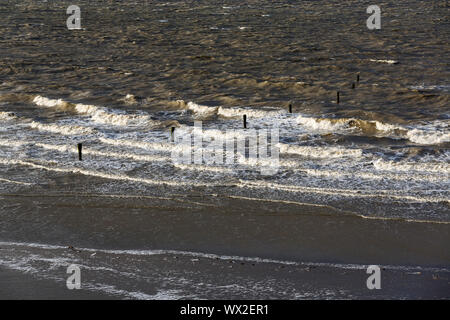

[0,0,449,299]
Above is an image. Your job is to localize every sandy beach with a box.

[0,192,449,299]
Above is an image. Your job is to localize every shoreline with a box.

[0,192,449,299]
[1,254,449,300]
[0,267,115,300]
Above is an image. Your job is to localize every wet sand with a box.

[0,192,449,299]
[0,192,449,267]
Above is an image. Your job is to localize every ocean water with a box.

[0,0,449,299]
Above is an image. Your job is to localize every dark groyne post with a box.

[243,114,247,129]
[352,83,355,89]
[336,91,340,104]
[77,143,82,161]
[357,74,360,83]
[171,127,175,142]
[289,104,292,113]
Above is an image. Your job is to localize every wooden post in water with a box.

[352,82,355,89]
[289,104,292,113]
[171,127,175,142]
[336,91,340,104]
[357,74,360,83]
[243,115,247,129]
[77,143,82,161]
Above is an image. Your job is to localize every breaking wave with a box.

[33,95,159,127]
[29,121,96,135]
[296,114,449,145]
[185,101,285,119]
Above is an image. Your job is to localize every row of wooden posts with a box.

[77,74,360,161]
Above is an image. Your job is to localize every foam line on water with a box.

[23,95,450,145]
[0,177,33,185]
[0,157,232,188]
[99,137,180,153]
[225,195,450,225]
[35,143,170,163]
[0,139,170,163]
[300,167,443,183]
[1,241,448,273]
[29,121,96,135]
[1,138,447,180]
[369,59,399,64]
[237,180,449,204]
[174,163,235,173]
[0,138,283,171]
[0,111,97,136]
[373,158,450,174]
[278,143,363,158]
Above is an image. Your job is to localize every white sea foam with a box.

[74,103,156,127]
[0,109,95,135]
[80,283,170,300]
[218,105,284,118]
[33,95,66,107]
[373,158,450,174]
[99,137,179,153]
[296,114,449,145]
[369,59,399,64]
[35,142,169,163]
[301,167,442,183]
[29,121,95,135]
[296,115,348,132]
[0,177,33,185]
[374,121,400,132]
[0,245,178,300]
[406,128,450,145]
[237,180,448,203]
[33,95,157,127]
[178,124,279,145]
[371,120,450,145]
[186,101,285,119]
[174,163,234,173]
[297,115,400,135]
[0,139,27,148]
[410,84,450,93]
[0,111,16,121]
[0,157,230,188]
[186,101,218,117]
[278,144,363,158]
